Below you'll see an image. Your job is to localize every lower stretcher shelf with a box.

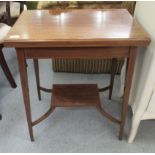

[51,84,100,107]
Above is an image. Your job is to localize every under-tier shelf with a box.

[51,84,100,107]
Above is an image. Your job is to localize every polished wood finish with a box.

[99,86,110,92]
[32,106,55,126]
[4,9,150,47]
[51,84,121,124]
[52,84,100,107]
[16,49,34,141]
[24,47,129,59]
[96,103,121,124]
[119,47,137,140]
[32,84,121,127]
[4,9,150,141]
[109,58,117,100]
[33,59,41,100]
[39,86,52,93]
[0,46,17,88]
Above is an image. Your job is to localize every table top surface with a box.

[4,9,150,47]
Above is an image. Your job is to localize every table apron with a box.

[21,47,130,59]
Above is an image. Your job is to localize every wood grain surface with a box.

[51,84,100,107]
[4,9,150,47]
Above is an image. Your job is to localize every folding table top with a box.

[4,9,150,47]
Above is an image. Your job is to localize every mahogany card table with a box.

[4,9,150,141]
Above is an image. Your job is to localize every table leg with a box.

[109,58,117,100]
[33,59,41,100]
[16,49,34,141]
[119,47,137,140]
